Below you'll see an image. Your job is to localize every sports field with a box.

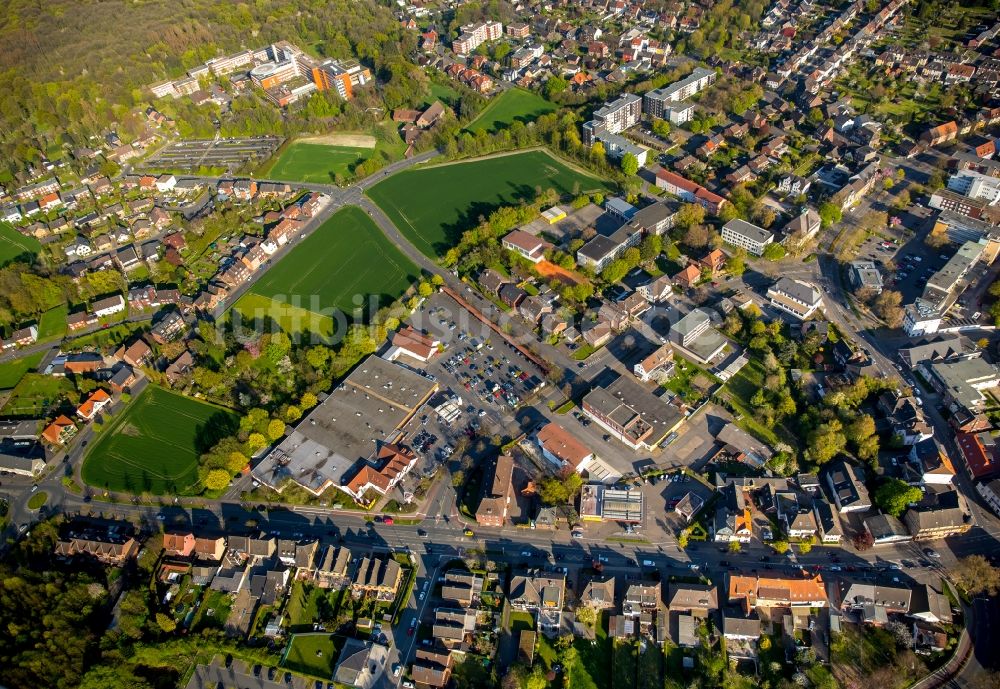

[233,206,419,336]
[366,150,610,258]
[466,88,557,133]
[0,222,41,266]
[81,385,238,495]
[263,142,376,184]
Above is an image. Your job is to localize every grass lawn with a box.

[637,642,663,689]
[366,150,610,258]
[0,222,41,266]
[465,88,557,134]
[427,82,460,106]
[286,580,323,630]
[81,384,238,495]
[509,610,535,634]
[0,373,73,416]
[233,206,419,336]
[612,639,638,689]
[38,303,68,341]
[192,588,232,631]
[572,613,612,689]
[263,142,376,184]
[27,491,47,509]
[0,351,45,389]
[260,124,406,184]
[282,633,341,678]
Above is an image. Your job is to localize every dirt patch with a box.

[535,259,587,286]
[298,133,376,149]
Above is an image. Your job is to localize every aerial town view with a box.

[3,0,1000,688]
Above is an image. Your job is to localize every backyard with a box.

[232,205,419,336]
[0,351,45,389]
[366,150,610,258]
[281,633,341,678]
[723,358,799,449]
[0,373,73,416]
[81,384,239,495]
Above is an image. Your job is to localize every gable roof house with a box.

[580,575,617,610]
[475,454,514,527]
[333,639,388,689]
[825,460,871,512]
[351,555,402,601]
[668,584,718,616]
[714,482,753,543]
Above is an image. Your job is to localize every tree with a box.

[873,290,904,328]
[798,540,813,554]
[675,203,706,230]
[589,141,606,164]
[639,234,662,262]
[684,223,711,248]
[807,419,846,464]
[544,76,568,98]
[285,405,302,422]
[247,432,267,452]
[203,469,230,491]
[819,202,842,228]
[155,612,177,633]
[852,529,874,551]
[301,392,318,409]
[227,451,249,473]
[762,243,786,261]
[951,555,1000,596]
[576,606,597,627]
[601,259,629,284]
[267,418,286,440]
[728,540,742,553]
[417,281,433,297]
[620,152,639,176]
[772,540,790,554]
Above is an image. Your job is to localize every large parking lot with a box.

[144,136,280,171]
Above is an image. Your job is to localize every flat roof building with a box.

[252,355,437,497]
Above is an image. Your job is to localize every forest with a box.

[0,0,422,183]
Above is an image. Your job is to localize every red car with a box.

[382,516,394,526]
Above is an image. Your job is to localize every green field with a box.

[233,206,419,336]
[264,142,377,184]
[81,385,238,495]
[0,222,41,266]
[282,633,341,678]
[466,88,557,134]
[0,351,45,389]
[38,303,68,341]
[0,373,73,416]
[366,150,609,258]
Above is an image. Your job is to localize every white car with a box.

[392,664,401,678]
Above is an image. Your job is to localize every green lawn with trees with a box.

[233,206,419,335]
[465,88,557,134]
[0,373,74,416]
[366,150,610,258]
[81,385,239,495]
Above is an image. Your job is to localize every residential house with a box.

[509,572,565,633]
[432,609,477,648]
[580,574,617,610]
[163,532,196,558]
[91,294,125,317]
[475,454,514,527]
[42,415,77,445]
[76,389,112,421]
[674,492,705,523]
[673,264,701,290]
[193,536,226,561]
[440,570,482,608]
[727,573,828,610]
[835,579,912,624]
[667,584,718,617]
[351,556,402,601]
[116,339,153,368]
[813,500,844,544]
[314,545,353,589]
[333,639,388,689]
[826,460,871,512]
[714,482,753,543]
[410,649,453,689]
[536,422,594,475]
[767,278,823,320]
[634,344,675,383]
[54,532,140,566]
[864,513,911,544]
